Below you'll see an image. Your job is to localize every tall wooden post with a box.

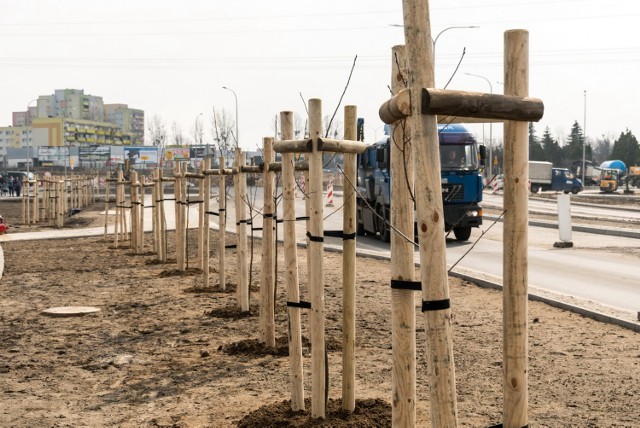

[151,169,159,253]
[389,43,417,426]
[308,98,326,419]
[158,170,167,262]
[341,105,358,412]
[235,150,250,311]
[202,158,212,286]
[260,138,276,347]
[104,173,111,240]
[33,175,39,224]
[130,171,139,252]
[197,164,205,270]
[280,111,305,411]
[219,156,227,290]
[402,0,458,425]
[503,29,530,428]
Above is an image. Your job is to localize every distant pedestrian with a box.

[14,177,21,197]
[8,177,14,196]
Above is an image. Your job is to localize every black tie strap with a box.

[287,301,312,309]
[323,230,357,240]
[421,299,451,312]
[263,213,274,218]
[205,211,219,216]
[225,244,237,249]
[306,231,324,243]
[236,219,252,226]
[296,216,310,221]
[391,280,422,291]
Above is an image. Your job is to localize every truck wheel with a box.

[376,206,390,242]
[453,226,472,241]
[531,184,540,194]
[571,186,580,194]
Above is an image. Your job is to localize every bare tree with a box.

[211,107,237,162]
[147,115,167,148]
[171,122,185,146]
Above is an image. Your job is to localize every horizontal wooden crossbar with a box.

[273,138,366,154]
[379,88,544,124]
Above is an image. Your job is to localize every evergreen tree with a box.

[541,127,562,165]
[611,129,640,166]
[562,120,584,166]
[528,122,544,160]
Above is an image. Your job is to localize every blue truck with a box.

[529,161,583,194]
[356,123,485,242]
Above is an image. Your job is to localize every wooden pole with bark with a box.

[202,158,212,287]
[389,43,417,427]
[260,137,276,348]
[235,150,250,312]
[280,111,305,411]
[402,0,458,425]
[218,156,227,290]
[341,105,358,413]
[104,173,111,240]
[307,99,326,418]
[503,29,530,428]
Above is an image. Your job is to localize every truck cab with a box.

[552,168,583,194]
[356,123,484,242]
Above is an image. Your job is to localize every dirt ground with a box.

[0,200,638,427]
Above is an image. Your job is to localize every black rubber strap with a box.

[263,213,274,218]
[276,219,284,224]
[306,231,324,242]
[391,280,422,291]
[489,425,528,428]
[164,198,176,201]
[252,227,263,231]
[131,202,142,206]
[218,208,225,212]
[323,230,357,241]
[296,216,310,221]
[236,219,252,226]
[188,199,203,204]
[421,299,451,312]
[145,205,155,208]
[225,244,237,249]
[205,211,219,216]
[287,301,312,309]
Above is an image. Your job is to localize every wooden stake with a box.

[158,169,167,262]
[202,158,212,287]
[308,98,326,419]
[219,156,227,291]
[260,138,276,347]
[402,0,458,425]
[104,172,110,240]
[342,105,358,413]
[281,111,305,411]
[503,29,530,428]
[235,150,250,311]
[389,44,417,427]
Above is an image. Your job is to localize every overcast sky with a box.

[2,0,637,151]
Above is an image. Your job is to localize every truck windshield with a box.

[440,144,479,171]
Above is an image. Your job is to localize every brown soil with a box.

[0,201,638,427]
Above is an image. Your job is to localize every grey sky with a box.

[1,0,636,150]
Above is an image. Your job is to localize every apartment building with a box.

[5,88,144,149]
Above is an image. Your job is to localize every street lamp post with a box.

[390,24,479,87]
[465,72,494,177]
[222,86,239,152]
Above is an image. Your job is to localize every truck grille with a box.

[442,184,464,201]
